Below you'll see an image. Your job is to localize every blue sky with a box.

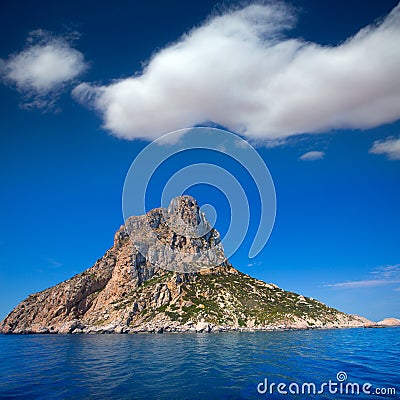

[0,0,399,322]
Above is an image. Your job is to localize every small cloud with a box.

[369,137,400,160]
[47,258,63,268]
[247,261,262,267]
[325,279,400,289]
[325,264,400,289]
[371,264,400,278]
[299,151,325,161]
[1,29,88,110]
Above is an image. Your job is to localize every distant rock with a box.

[0,196,372,334]
[377,318,400,327]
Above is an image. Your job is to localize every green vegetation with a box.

[110,267,343,328]
[173,270,343,326]
[140,272,174,288]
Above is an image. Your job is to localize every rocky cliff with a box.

[0,196,370,334]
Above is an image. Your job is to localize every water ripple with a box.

[0,328,399,399]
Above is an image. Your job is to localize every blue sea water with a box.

[0,328,398,400]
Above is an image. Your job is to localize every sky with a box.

[0,0,399,322]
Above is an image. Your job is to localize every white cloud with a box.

[369,137,400,160]
[73,2,400,143]
[299,151,324,161]
[325,279,400,289]
[326,264,400,289]
[247,261,262,267]
[1,30,87,109]
[47,258,63,268]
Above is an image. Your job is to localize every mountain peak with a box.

[125,196,226,273]
[168,195,200,227]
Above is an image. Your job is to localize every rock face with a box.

[0,196,371,334]
[124,195,226,273]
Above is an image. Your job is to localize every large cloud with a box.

[73,2,400,142]
[1,30,87,109]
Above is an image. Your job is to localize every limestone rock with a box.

[195,321,211,333]
[377,317,400,326]
[0,195,373,334]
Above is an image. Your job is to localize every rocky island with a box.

[0,196,373,334]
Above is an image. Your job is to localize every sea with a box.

[0,328,398,399]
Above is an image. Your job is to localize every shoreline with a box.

[2,324,391,335]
